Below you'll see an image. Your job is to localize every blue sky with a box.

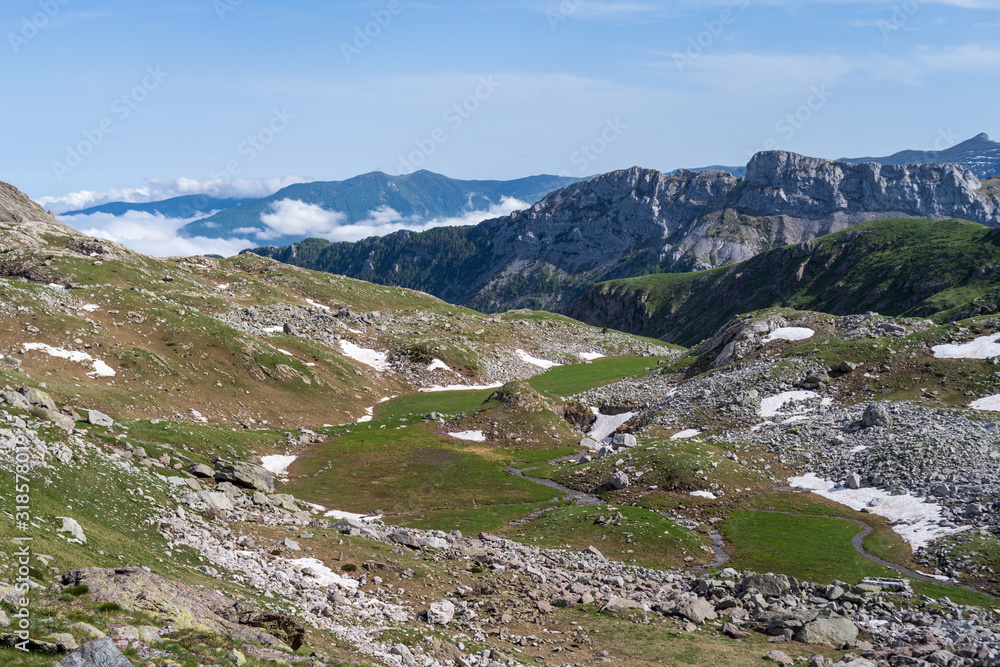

[2,0,998,213]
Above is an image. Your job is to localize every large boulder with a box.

[741,573,791,598]
[793,611,858,647]
[861,403,890,428]
[19,385,56,410]
[699,315,788,368]
[427,600,455,625]
[213,459,274,493]
[0,389,30,410]
[659,598,718,624]
[612,433,637,448]
[86,410,114,427]
[611,471,630,489]
[59,638,132,666]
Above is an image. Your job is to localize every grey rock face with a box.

[488,154,1000,307]
[611,470,630,489]
[58,638,133,666]
[213,459,274,493]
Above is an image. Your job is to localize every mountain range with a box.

[63,194,256,219]
[249,150,1000,314]
[687,132,1000,180]
[177,171,582,244]
[841,132,1000,180]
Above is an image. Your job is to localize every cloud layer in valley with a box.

[58,211,256,258]
[250,196,528,244]
[57,197,529,257]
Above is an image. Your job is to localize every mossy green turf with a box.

[721,510,898,584]
[527,355,667,398]
[376,355,669,423]
[389,501,570,536]
[501,505,710,570]
[285,421,564,516]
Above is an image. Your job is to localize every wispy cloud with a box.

[644,42,1000,89]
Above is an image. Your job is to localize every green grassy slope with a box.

[567,217,1000,346]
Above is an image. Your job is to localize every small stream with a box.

[507,464,603,506]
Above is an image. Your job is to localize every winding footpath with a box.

[505,461,987,595]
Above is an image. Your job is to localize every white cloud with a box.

[256,200,347,241]
[37,175,308,214]
[58,211,254,258]
[648,43,1000,91]
[253,197,530,244]
[54,196,532,259]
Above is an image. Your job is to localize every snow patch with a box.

[419,382,503,393]
[789,473,968,549]
[932,334,1000,359]
[427,359,452,372]
[578,352,606,361]
[262,326,284,334]
[588,408,635,442]
[304,299,331,311]
[357,407,374,423]
[448,430,486,442]
[340,341,388,371]
[517,349,561,369]
[760,390,819,418]
[261,455,297,478]
[762,327,815,343]
[323,509,383,523]
[276,348,295,357]
[81,304,100,312]
[969,394,1000,411]
[671,429,701,440]
[23,343,116,378]
[689,491,717,500]
[286,558,358,589]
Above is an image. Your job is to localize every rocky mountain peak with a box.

[0,180,50,225]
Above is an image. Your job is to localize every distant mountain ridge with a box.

[178,171,582,245]
[248,151,1000,314]
[840,132,1000,179]
[62,194,255,219]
